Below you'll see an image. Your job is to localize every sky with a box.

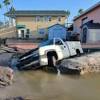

[0,0,100,22]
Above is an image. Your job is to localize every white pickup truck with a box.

[16,38,83,70]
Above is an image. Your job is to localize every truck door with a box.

[54,39,70,58]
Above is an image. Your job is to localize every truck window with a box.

[55,39,63,45]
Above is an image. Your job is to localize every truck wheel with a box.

[52,56,57,66]
[76,49,81,57]
[48,55,57,67]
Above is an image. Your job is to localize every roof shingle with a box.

[5,10,67,17]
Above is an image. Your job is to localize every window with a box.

[82,27,87,43]
[26,29,30,39]
[48,16,52,21]
[40,17,44,22]
[45,16,52,22]
[44,16,48,22]
[35,16,45,22]
[82,17,88,25]
[38,28,46,34]
[20,30,25,38]
[36,16,40,22]
[58,16,61,22]
[55,39,63,45]
[26,29,30,34]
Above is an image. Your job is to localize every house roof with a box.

[48,24,66,29]
[73,1,100,21]
[5,10,67,18]
[82,20,100,29]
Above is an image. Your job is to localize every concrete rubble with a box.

[0,67,14,87]
[59,52,100,75]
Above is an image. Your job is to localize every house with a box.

[73,2,100,43]
[48,24,68,40]
[5,10,67,39]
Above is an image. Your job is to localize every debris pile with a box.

[5,97,24,100]
[5,96,32,100]
[0,67,14,87]
[59,52,100,75]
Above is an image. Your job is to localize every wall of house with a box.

[87,29,100,43]
[73,6,100,33]
[16,16,66,38]
[48,25,67,40]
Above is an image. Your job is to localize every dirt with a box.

[59,52,100,74]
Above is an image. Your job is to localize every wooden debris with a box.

[0,67,14,87]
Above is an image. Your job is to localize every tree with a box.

[0,4,2,9]
[3,0,10,11]
[66,10,70,27]
[0,4,3,26]
[3,0,11,25]
[9,6,15,16]
[9,6,15,26]
[78,9,84,15]
[0,20,4,28]
[0,3,6,25]
[0,4,2,17]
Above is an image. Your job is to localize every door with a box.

[26,29,30,39]
[54,38,70,58]
[21,30,25,38]
[82,27,87,43]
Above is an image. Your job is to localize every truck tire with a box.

[76,49,81,57]
[48,55,57,67]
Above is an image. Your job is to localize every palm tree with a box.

[0,4,2,26]
[0,3,6,26]
[0,4,4,26]
[3,0,11,26]
[78,9,84,15]
[0,4,2,19]
[66,10,70,27]
[0,4,2,9]
[9,6,15,26]
[3,0,10,11]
